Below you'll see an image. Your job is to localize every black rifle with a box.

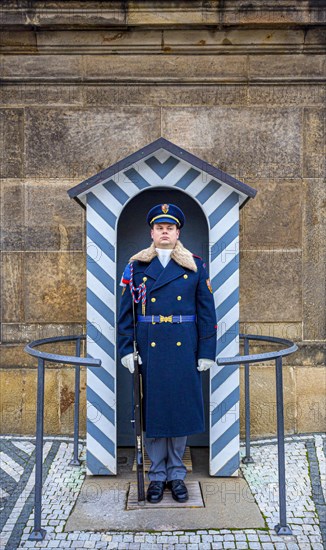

[132,302,145,502]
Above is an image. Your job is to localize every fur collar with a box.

[130,240,198,272]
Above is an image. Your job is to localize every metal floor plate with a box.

[127,480,204,510]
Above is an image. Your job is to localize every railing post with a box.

[29,357,47,541]
[274,355,292,535]
[70,337,81,466]
[242,337,254,464]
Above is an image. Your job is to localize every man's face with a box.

[151,222,180,249]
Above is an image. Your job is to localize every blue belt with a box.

[137,315,196,324]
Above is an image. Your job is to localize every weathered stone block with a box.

[0,180,24,250]
[0,344,35,369]
[0,30,37,49]
[36,29,161,50]
[222,3,326,25]
[23,252,86,323]
[303,109,326,179]
[240,250,302,322]
[1,322,85,345]
[0,368,24,433]
[127,1,220,26]
[162,107,302,178]
[302,178,326,341]
[0,84,83,106]
[249,54,326,79]
[239,364,296,437]
[240,178,302,249]
[0,109,24,177]
[25,180,84,250]
[59,367,87,435]
[1,253,24,323]
[24,107,161,178]
[0,251,83,327]
[0,368,61,434]
[84,54,247,80]
[0,54,83,80]
[163,28,305,49]
[248,85,326,106]
[239,322,302,344]
[1,180,84,250]
[295,367,326,433]
[84,84,247,106]
[24,367,61,434]
[305,27,326,45]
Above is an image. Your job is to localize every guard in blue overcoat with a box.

[118,203,217,503]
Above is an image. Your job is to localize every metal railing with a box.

[24,335,101,541]
[24,332,298,540]
[220,334,298,536]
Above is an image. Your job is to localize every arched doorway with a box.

[116,187,210,447]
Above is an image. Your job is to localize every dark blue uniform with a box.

[118,252,217,438]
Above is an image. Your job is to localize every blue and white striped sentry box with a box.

[68,138,257,477]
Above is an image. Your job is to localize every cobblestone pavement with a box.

[0,434,325,550]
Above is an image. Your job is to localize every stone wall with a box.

[0,1,325,437]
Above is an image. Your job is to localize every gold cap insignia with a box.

[161,204,169,214]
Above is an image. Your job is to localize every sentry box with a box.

[67,137,257,477]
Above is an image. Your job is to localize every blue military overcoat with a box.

[117,241,217,438]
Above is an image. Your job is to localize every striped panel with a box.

[209,185,240,476]
[86,188,117,474]
[85,148,240,476]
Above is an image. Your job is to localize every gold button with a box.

[143,277,147,282]
[177,296,182,301]
[151,297,156,302]
[176,341,182,346]
[183,274,188,279]
[151,342,156,347]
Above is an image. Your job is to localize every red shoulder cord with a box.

[129,263,146,315]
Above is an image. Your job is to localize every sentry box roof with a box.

[67,137,257,209]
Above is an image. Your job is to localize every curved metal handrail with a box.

[24,335,101,367]
[24,333,297,367]
[217,334,298,365]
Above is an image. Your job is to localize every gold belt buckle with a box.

[159,315,173,323]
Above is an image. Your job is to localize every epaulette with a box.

[192,254,207,270]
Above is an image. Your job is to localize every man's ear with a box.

[150,228,154,240]
[177,228,180,239]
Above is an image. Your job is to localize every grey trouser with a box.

[144,435,187,482]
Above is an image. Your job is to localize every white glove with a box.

[197,358,217,372]
[121,352,142,374]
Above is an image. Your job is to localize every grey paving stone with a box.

[2,435,326,550]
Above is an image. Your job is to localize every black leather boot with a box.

[166,479,189,502]
[146,480,166,503]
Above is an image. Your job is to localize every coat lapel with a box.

[151,258,186,291]
[143,256,163,281]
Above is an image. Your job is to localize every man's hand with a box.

[197,358,217,372]
[121,353,142,374]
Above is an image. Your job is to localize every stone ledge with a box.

[1,28,326,54]
[1,1,325,29]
